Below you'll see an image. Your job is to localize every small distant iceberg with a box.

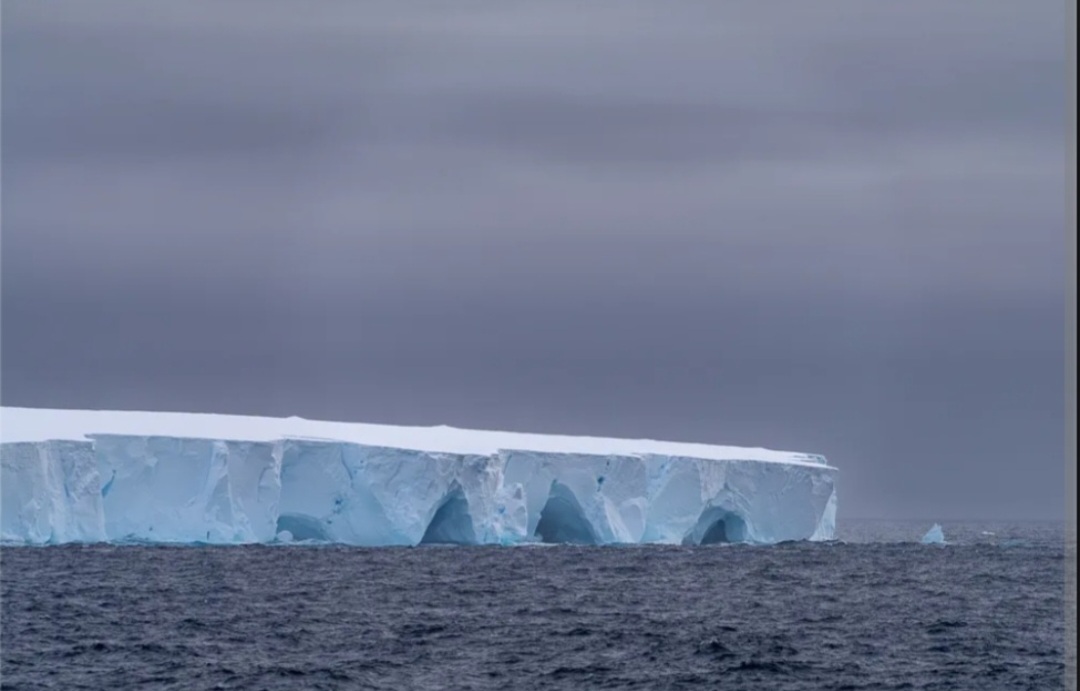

[920,523,946,545]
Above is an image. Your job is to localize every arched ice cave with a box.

[685,508,749,545]
[419,487,478,545]
[534,482,598,545]
[275,513,333,542]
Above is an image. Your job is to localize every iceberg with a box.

[921,523,946,545]
[0,407,838,546]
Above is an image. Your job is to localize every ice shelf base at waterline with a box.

[0,407,838,546]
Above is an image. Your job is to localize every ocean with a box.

[0,520,1068,690]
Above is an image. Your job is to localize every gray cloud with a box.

[1,0,1067,520]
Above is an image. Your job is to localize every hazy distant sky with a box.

[1,1,1067,520]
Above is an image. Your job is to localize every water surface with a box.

[1,520,1067,690]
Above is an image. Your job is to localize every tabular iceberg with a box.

[0,407,837,546]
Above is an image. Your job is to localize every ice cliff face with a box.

[0,408,837,546]
[1,440,106,544]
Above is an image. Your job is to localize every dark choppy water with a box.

[0,521,1069,690]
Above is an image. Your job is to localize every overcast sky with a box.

[1,1,1067,520]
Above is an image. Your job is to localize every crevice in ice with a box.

[420,487,477,545]
[101,470,116,498]
[685,507,748,545]
[275,513,332,542]
[534,482,598,545]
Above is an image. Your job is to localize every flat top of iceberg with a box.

[0,407,832,467]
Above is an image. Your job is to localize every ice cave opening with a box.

[685,508,749,545]
[534,482,598,545]
[275,513,332,542]
[419,487,477,545]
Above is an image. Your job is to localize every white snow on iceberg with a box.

[0,407,838,546]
